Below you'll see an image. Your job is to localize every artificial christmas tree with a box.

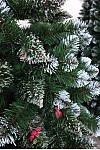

[0,0,100,148]
[80,0,100,117]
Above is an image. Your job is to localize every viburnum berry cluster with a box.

[30,126,41,142]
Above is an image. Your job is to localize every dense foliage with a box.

[80,0,100,117]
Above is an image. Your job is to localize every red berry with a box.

[31,130,37,136]
[30,135,34,141]
[56,110,62,118]
[36,126,41,132]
